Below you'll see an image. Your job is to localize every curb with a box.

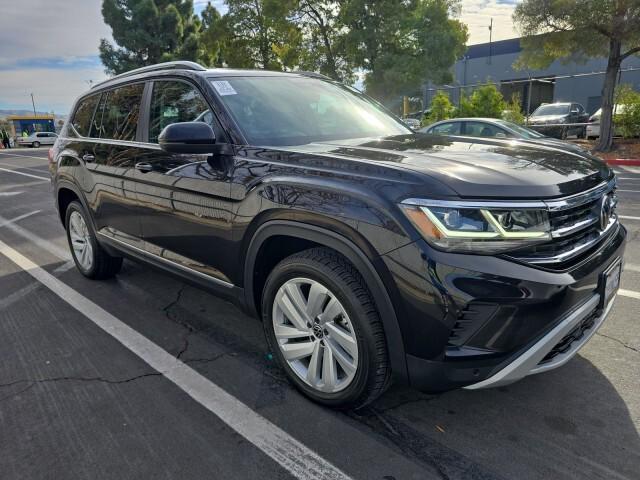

[606,158,640,166]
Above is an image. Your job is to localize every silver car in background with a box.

[17,131,58,148]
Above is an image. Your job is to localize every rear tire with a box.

[262,247,391,409]
[65,201,122,279]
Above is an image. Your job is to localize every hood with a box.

[283,134,610,199]
[529,114,568,123]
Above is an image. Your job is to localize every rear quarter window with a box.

[71,94,100,137]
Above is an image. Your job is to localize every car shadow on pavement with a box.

[358,354,640,480]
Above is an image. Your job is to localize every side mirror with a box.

[570,109,579,114]
[158,122,217,154]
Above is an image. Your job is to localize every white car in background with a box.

[586,105,625,139]
[17,131,58,148]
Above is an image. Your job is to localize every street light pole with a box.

[30,93,37,116]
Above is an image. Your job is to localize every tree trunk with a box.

[595,38,622,152]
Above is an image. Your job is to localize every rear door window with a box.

[431,122,461,135]
[464,122,511,138]
[71,94,100,137]
[148,80,213,143]
[95,83,144,141]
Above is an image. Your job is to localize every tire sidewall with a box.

[32,141,40,148]
[262,257,378,407]
[65,201,99,277]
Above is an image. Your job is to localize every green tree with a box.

[425,90,455,124]
[199,2,226,67]
[458,84,506,118]
[342,0,467,104]
[99,0,204,74]
[223,0,301,70]
[294,0,354,82]
[513,0,640,151]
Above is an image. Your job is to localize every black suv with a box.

[51,62,626,408]
[528,102,590,139]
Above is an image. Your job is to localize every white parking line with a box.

[619,289,640,300]
[617,189,640,193]
[0,151,49,161]
[0,212,70,260]
[619,215,640,221]
[0,166,49,181]
[0,162,50,174]
[0,239,351,480]
[625,264,640,273]
[0,191,23,197]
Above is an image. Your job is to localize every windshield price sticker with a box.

[212,81,237,96]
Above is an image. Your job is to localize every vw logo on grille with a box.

[312,324,324,338]
[598,195,613,231]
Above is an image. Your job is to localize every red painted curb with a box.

[606,158,640,166]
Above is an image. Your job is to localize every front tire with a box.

[32,141,40,148]
[262,248,391,409]
[65,201,122,279]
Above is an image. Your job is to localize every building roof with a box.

[465,37,522,60]
[7,114,55,120]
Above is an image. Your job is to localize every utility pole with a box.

[30,93,37,116]
[488,18,493,65]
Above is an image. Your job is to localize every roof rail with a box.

[92,61,206,89]
[296,71,333,81]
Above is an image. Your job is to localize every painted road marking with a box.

[0,180,49,191]
[0,162,50,174]
[0,151,49,161]
[617,189,640,193]
[0,212,70,260]
[0,240,351,480]
[619,215,640,221]
[0,191,23,197]
[619,289,640,300]
[0,166,49,181]
[625,264,640,273]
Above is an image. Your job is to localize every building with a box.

[427,37,640,115]
[7,114,56,138]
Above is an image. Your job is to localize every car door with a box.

[81,82,147,248]
[134,78,235,286]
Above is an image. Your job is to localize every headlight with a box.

[400,200,550,253]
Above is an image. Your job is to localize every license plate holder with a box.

[599,259,622,309]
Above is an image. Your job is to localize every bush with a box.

[615,84,640,138]
[458,84,506,118]
[424,90,455,125]
[502,93,525,124]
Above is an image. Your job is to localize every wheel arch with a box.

[245,220,409,382]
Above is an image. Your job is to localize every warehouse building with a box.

[427,37,640,115]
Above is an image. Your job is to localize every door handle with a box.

[82,154,95,163]
[135,162,153,173]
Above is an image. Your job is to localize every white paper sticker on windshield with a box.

[212,80,237,96]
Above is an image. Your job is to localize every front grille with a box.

[538,307,598,364]
[508,180,617,268]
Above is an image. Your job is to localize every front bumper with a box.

[381,222,626,392]
[465,293,614,389]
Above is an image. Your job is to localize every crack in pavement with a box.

[162,284,195,359]
[596,332,639,353]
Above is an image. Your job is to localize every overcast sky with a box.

[0,0,519,114]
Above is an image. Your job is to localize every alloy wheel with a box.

[69,210,93,271]
[272,277,359,393]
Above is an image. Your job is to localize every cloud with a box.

[458,0,521,45]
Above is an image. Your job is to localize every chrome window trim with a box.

[57,136,162,150]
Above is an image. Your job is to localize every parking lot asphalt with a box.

[0,148,638,480]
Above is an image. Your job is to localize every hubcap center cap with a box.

[312,323,324,338]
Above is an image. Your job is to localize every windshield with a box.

[209,76,409,146]
[495,120,546,139]
[532,104,570,116]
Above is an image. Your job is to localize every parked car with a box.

[18,131,58,148]
[51,62,625,409]
[528,102,589,139]
[420,118,587,153]
[586,105,626,139]
[403,117,422,130]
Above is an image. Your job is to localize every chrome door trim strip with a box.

[97,231,234,289]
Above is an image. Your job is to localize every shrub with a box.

[502,93,525,124]
[615,84,640,138]
[424,90,455,125]
[458,84,506,118]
